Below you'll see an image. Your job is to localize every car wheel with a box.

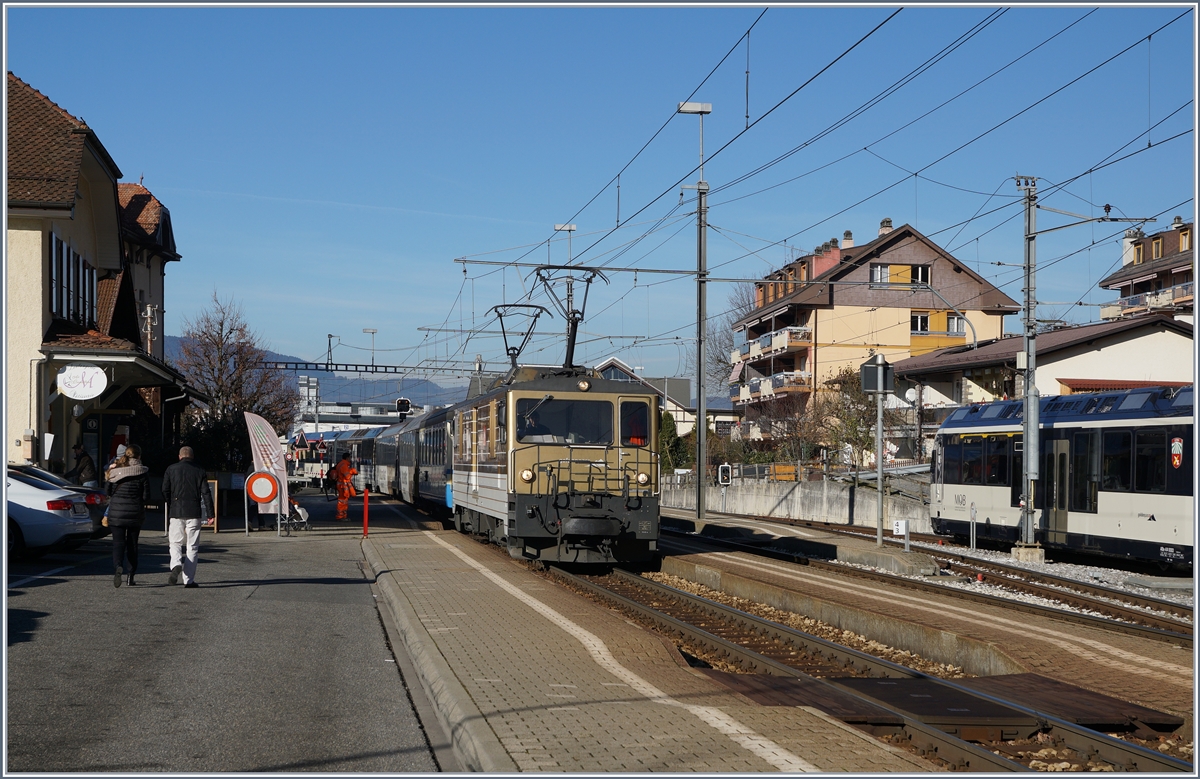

[8,520,26,562]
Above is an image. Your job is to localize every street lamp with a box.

[678,100,711,525]
[363,328,377,366]
[554,224,577,263]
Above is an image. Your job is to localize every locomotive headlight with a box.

[577,379,591,392]
[636,472,650,486]
[520,468,535,483]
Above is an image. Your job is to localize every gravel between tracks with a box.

[638,571,970,679]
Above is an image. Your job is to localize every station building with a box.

[6,72,203,475]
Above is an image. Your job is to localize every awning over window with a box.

[729,360,746,383]
[1057,378,1191,394]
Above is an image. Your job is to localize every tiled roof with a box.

[1097,249,1194,289]
[892,314,1191,377]
[96,272,122,335]
[42,327,140,353]
[6,72,121,207]
[118,183,161,236]
[117,182,179,259]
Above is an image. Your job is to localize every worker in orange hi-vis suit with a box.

[334,452,357,520]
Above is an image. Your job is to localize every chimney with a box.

[1121,227,1144,267]
[879,218,893,236]
[828,237,840,261]
[1172,215,1185,230]
[843,230,854,248]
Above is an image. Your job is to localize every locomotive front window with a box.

[621,402,650,447]
[516,398,614,445]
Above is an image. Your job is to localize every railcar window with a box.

[620,402,650,447]
[1134,430,1167,493]
[1120,393,1151,411]
[1172,389,1193,409]
[1070,431,1098,512]
[516,398,614,445]
[984,436,1009,485]
[942,438,962,484]
[981,405,1003,419]
[1101,431,1131,491]
[961,438,983,485]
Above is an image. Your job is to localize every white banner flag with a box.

[244,412,288,515]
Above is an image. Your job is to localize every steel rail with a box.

[552,567,1026,772]
[661,529,1193,648]
[560,567,1192,773]
[933,556,1193,633]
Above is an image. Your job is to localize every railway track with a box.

[554,567,1191,773]
[663,529,1192,647]
[660,511,1193,644]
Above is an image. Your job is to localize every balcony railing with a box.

[731,325,812,363]
[731,370,812,405]
[1102,281,1194,319]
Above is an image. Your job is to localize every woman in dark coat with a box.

[105,444,150,587]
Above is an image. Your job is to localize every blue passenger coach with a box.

[930,386,1193,568]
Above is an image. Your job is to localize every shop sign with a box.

[57,363,108,400]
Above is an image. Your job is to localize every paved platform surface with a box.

[359,499,938,773]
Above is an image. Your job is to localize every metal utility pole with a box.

[678,100,711,524]
[875,355,885,547]
[1017,176,1039,547]
[1015,176,1151,550]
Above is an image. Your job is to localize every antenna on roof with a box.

[139,174,143,186]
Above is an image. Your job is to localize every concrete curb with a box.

[362,538,517,773]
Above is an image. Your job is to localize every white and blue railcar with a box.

[930,385,1193,568]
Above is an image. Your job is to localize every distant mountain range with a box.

[163,335,466,407]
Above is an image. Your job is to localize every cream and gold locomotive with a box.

[383,365,661,565]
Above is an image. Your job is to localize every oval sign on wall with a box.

[57,363,108,400]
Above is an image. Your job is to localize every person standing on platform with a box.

[161,446,213,589]
[105,444,150,587]
[65,443,98,488]
[334,452,357,521]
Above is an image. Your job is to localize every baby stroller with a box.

[280,498,310,536]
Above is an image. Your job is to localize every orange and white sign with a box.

[246,471,279,504]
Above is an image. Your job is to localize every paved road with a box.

[6,498,444,773]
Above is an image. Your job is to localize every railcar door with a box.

[1045,438,1069,544]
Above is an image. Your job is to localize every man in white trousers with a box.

[161,446,214,588]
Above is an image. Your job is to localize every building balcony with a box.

[1101,281,1193,320]
[731,325,811,363]
[730,370,812,405]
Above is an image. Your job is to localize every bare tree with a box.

[687,283,757,399]
[811,366,904,472]
[754,393,824,463]
[173,293,300,471]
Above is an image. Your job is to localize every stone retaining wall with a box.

[662,478,932,534]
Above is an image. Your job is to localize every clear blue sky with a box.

[7,5,1196,394]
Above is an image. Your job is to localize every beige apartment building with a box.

[729,218,1018,439]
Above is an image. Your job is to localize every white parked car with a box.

[6,470,94,560]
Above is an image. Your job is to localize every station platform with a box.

[361,503,938,772]
[661,509,939,576]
